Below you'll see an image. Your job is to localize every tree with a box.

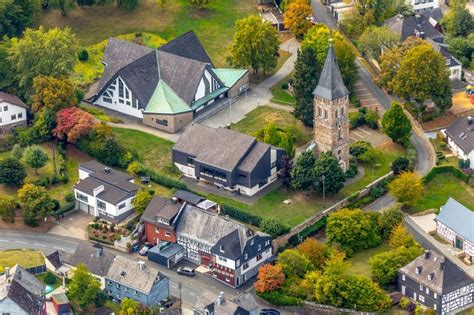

[293,46,319,126]
[443,0,473,37]
[284,0,313,40]
[117,0,138,10]
[446,34,474,66]
[23,145,48,175]
[278,155,293,190]
[17,183,54,226]
[277,248,315,278]
[0,196,16,223]
[132,189,153,215]
[391,156,411,175]
[0,38,15,91]
[48,0,75,16]
[229,15,280,75]
[54,107,95,143]
[381,102,411,145]
[297,238,327,268]
[291,150,316,190]
[0,0,41,38]
[157,0,166,11]
[8,26,78,96]
[0,158,26,186]
[31,76,78,113]
[188,0,208,9]
[341,8,375,39]
[255,263,285,293]
[378,206,403,239]
[120,298,141,315]
[263,122,280,145]
[358,147,383,167]
[313,152,345,195]
[349,140,371,157]
[389,224,415,249]
[358,26,399,61]
[388,172,424,207]
[326,208,381,255]
[32,108,57,141]
[260,217,289,237]
[11,144,23,160]
[68,263,106,308]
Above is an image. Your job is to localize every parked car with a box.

[139,244,151,256]
[177,266,195,277]
[160,298,174,309]
[260,309,280,315]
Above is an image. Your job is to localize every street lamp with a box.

[320,175,326,202]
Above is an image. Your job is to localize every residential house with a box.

[44,250,71,276]
[90,31,249,133]
[385,13,462,81]
[74,160,139,223]
[172,124,285,196]
[435,198,474,264]
[0,264,46,314]
[173,190,218,212]
[409,0,440,13]
[444,117,474,169]
[210,230,272,288]
[105,257,169,306]
[65,243,115,289]
[0,91,27,136]
[398,250,474,314]
[193,291,258,315]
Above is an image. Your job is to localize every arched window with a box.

[341,106,344,117]
[324,109,328,119]
[338,129,342,140]
[317,106,321,117]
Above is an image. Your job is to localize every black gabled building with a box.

[398,250,474,314]
[172,124,285,196]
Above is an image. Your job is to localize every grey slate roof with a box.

[173,190,205,206]
[237,142,270,173]
[385,14,444,42]
[173,124,256,171]
[399,250,473,294]
[313,41,349,101]
[141,196,183,224]
[106,256,162,294]
[158,31,213,66]
[194,291,257,314]
[445,117,474,153]
[45,250,70,270]
[0,91,28,109]
[66,243,115,277]
[436,197,474,243]
[211,230,272,262]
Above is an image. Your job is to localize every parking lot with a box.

[353,81,383,112]
[349,125,391,147]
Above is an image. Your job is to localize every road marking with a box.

[352,131,364,138]
[357,127,372,135]
[0,240,8,242]
[53,246,66,251]
[350,136,359,141]
[33,243,47,247]
[357,92,371,97]
[15,241,27,244]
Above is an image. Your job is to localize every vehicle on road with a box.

[260,309,280,315]
[177,266,195,277]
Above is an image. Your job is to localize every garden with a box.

[0,249,45,272]
[271,75,296,106]
[88,219,134,246]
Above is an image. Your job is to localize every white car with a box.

[139,245,151,256]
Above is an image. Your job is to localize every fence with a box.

[25,264,47,275]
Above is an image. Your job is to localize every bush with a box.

[78,49,89,61]
[138,168,188,191]
[51,199,60,211]
[349,141,372,158]
[222,204,262,226]
[33,177,50,187]
[288,216,327,246]
[257,290,300,306]
[65,192,74,202]
[55,202,75,216]
[281,82,289,90]
[423,165,469,184]
[365,109,379,129]
[43,271,57,285]
[260,217,290,237]
[391,156,412,175]
[349,111,365,129]
[345,160,358,178]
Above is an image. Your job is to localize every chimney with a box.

[440,261,445,270]
[138,261,146,271]
[171,197,178,204]
[216,292,225,305]
[4,267,9,278]
[424,250,430,259]
[104,167,111,174]
[468,116,473,125]
[17,270,21,280]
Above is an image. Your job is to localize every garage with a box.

[77,201,92,215]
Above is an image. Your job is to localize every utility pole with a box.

[179,282,182,313]
[321,175,326,202]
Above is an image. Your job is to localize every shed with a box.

[52,292,71,315]
[148,242,185,269]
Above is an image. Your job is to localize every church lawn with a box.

[37,0,257,67]
[407,173,474,214]
[230,105,313,147]
[347,242,390,278]
[271,74,295,106]
[0,249,45,272]
[112,127,180,179]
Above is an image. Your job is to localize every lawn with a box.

[408,173,474,214]
[80,104,124,123]
[271,74,295,106]
[250,50,292,85]
[112,128,180,178]
[37,0,257,67]
[347,242,390,278]
[230,105,312,147]
[36,272,63,290]
[0,249,45,272]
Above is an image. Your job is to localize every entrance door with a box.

[455,236,464,249]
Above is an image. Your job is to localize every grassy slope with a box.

[347,242,390,278]
[271,74,295,105]
[37,0,256,67]
[0,249,45,272]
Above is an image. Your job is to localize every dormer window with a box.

[250,239,254,246]
[258,244,261,251]
[219,245,224,253]
[428,272,435,281]
[446,58,451,66]
[416,266,423,275]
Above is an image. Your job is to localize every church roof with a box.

[313,41,349,101]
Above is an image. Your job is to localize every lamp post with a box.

[321,175,326,202]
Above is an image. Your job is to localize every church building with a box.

[313,40,350,171]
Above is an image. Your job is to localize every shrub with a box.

[347,191,360,202]
[127,161,143,175]
[34,177,50,187]
[288,217,327,246]
[221,204,262,226]
[345,160,358,178]
[365,109,379,129]
[43,271,57,285]
[349,141,372,157]
[260,217,290,237]
[423,165,469,184]
[281,82,289,90]
[51,199,60,211]
[50,174,60,185]
[65,192,74,202]
[391,156,412,175]
[257,290,300,306]
[78,49,89,61]
[349,111,365,129]
[55,202,75,216]
[138,168,188,191]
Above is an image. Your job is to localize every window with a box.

[341,107,344,117]
[135,290,140,296]
[165,231,171,237]
[426,288,429,294]
[107,280,112,285]
[419,284,424,291]
[258,244,261,251]
[118,203,125,209]
[265,240,270,246]
[155,227,159,233]
[250,239,254,246]
[17,113,23,119]
[219,245,224,253]
[324,109,328,119]
[402,274,405,281]
[116,283,121,289]
[156,119,168,126]
[434,293,437,299]
[187,157,195,167]
[433,304,437,310]
[244,253,248,259]
[236,259,240,267]
[3,106,7,111]
[256,254,262,261]
[419,295,425,303]
[338,129,342,140]
[125,287,129,292]
[10,114,16,120]
[243,262,249,270]
[77,192,88,202]
[219,256,227,262]
[97,200,106,210]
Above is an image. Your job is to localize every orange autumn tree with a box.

[254,263,285,293]
[54,107,95,143]
[284,0,313,40]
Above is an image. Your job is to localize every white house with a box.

[0,91,27,136]
[409,0,439,13]
[74,161,139,223]
[444,117,474,169]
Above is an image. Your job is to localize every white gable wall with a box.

[446,136,474,169]
[0,297,29,314]
[0,101,26,126]
[194,69,221,101]
[95,76,143,119]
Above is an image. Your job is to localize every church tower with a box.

[313,40,350,171]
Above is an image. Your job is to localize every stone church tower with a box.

[313,40,350,171]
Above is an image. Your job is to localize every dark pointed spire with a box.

[313,39,349,100]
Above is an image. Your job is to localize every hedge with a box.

[138,168,189,191]
[288,216,327,246]
[222,204,262,227]
[55,202,75,216]
[423,165,469,184]
[257,290,301,306]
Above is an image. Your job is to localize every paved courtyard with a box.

[349,125,391,147]
[48,210,93,241]
[352,81,383,112]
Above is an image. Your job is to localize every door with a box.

[79,201,89,214]
[455,236,463,249]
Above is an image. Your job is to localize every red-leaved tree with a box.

[254,263,285,293]
[54,107,95,143]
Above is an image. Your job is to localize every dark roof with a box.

[74,176,136,204]
[313,41,349,100]
[385,14,444,42]
[158,31,213,66]
[66,243,115,277]
[0,91,28,109]
[211,231,272,262]
[238,142,270,173]
[399,250,474,294]
[173,190,205,206]
[436,198,474,243]
[148,242,184,259]
[8,279,43,314]
[173,124,257,171]
[420,7,443,23]
[45,250,66,270]
[141,196,183,224]
[445,117,474,153]
[80,160,134,182]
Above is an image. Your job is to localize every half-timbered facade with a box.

[398,250,474,314]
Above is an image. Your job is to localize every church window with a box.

[317,107,321,117]
[341,107,344,117]
[324,110,328,119]
[338,129,342,140]
[335,109,339,118]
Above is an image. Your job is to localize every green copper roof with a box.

[213,68,248,88]
[191,87,228,110]
[144,80,192,114]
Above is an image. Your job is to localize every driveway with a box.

[352,81,383,112]
[349,125,391,147]
[48,211,93,241]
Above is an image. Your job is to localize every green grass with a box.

[80,104,123,123]
[230,105,312,146]
[37,0,257,67]
[347,242,390,278]
[36,272,62,290]
[0,249,45,272]
[112,128,180,178]
[408,173,474,214]
[105,300,121,313]
[271,74,295,105]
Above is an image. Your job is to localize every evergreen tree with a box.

[313,151,345,195]
[382,102,412,145]
[291,150,316,191]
